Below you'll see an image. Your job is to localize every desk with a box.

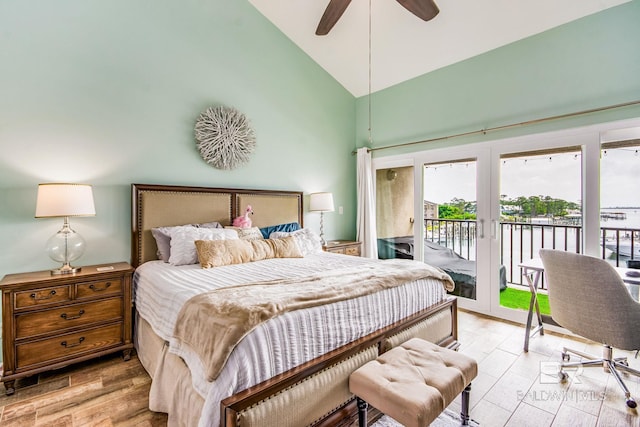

[518,258,640,352]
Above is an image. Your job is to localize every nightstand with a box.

[0,262,134,395]
[323,240,362,257]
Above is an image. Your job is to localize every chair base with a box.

[558,344,640,409]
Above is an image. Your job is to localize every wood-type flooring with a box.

[1,309,639,426]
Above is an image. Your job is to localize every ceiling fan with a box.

[316,0,439,35]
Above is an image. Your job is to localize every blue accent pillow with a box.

[260,222,301,239]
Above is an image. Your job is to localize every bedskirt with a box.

[134,299,456,427]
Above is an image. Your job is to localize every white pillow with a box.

[270,228,322,256]
[151,222,223,262]
[168,227,238,266]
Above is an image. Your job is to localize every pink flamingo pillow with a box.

[233,205,253,228]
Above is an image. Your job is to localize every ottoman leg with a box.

[461,383,472,426]
[357,397,368,427]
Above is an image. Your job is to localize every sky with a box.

[600,146,640,207]
[423,145,640,208]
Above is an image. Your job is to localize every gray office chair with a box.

[539,249,640,408]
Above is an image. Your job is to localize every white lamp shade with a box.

[35,183,96,218]
[309,192,335,212]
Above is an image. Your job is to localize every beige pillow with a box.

[225,226,264,241]
[252,236,302,260]
[195,236,302,268]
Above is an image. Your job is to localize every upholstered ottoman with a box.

[349,338,478,427]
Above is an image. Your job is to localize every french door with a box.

[373,117,640,321]
[376,140,587,318]
[489,131,597,323]
[415,147,492,313]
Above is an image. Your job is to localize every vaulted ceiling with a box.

[248,0,630,97]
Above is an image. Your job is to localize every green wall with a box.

[3,1,640,280]
[356,1,640,155]
[0,0,356,277]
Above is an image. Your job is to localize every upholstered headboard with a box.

[131,184,303,267]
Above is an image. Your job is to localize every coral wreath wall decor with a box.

[194,106,256,170]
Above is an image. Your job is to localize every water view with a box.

[426,206,640,287]
[424,144,640,281]
[601,207,640,231]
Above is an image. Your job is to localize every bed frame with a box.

[131,183,458,427]
[131,183,304,267]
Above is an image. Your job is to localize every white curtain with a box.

[356,147,378,258]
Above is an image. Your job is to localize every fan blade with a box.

[395,0,439,22]
[316,0,353,35]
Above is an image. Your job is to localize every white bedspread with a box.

[134,252,448,426]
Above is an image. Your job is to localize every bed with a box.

[378,236,507,299]
[131,183,458,427]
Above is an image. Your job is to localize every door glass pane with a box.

[498,149,582,313]
[600,140,640,267]
[423,159,477,300]
[376,166,414,260]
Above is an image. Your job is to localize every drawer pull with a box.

[61,337,85,348]
[30,290,57,300]
[60,309,85,320]
[89,282,111,292]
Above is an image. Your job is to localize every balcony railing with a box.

[601,227,639,265]
[425,218,639,289]
[425,218,476,260]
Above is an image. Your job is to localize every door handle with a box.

[479,219,485,239]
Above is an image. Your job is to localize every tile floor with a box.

[454,309,640,427]
[0,309,638,426]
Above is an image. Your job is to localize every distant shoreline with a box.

[602,207,640,210]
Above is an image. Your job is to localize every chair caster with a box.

[626,398,637,409]
[558,371,569,382]
[561,352,570,362]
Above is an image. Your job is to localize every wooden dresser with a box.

[0,262,134,395]
[323,240,362,257]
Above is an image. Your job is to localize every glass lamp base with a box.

[45,218,86,276]
[51,263,82,275]
[319,212,327,246]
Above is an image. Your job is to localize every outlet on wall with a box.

[338,206,343,215]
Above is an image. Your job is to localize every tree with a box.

[438,199,477,219]
[439,204,461,218]
[499,195,581,219]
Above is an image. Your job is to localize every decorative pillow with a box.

[251,236,302,260]
[198,221,224,229]
[259,222,301,239]
[168,227,238,266]
[151,221,224,262]
[270,228,322,256]
[195,236,302,268]
[225,226,264,241]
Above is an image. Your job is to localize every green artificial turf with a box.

[500,287,551,315]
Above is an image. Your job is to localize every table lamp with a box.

[309,192,334,245]
[35,183,96,275]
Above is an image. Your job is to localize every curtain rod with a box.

[352,99,640,155]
